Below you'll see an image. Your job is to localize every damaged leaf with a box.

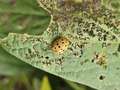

[0,0,120,90]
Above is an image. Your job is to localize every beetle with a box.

[51,36,70,54]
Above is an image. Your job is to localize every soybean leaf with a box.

[1,0,120,90]
[0,46,34,75]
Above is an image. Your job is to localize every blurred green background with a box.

[0,0,119,90]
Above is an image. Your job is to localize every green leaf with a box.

[1,0,120,90]
[0,46,34,75]
[0,0,50,38]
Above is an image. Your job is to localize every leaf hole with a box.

[45,56,49,59]
[99,75,105,80]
